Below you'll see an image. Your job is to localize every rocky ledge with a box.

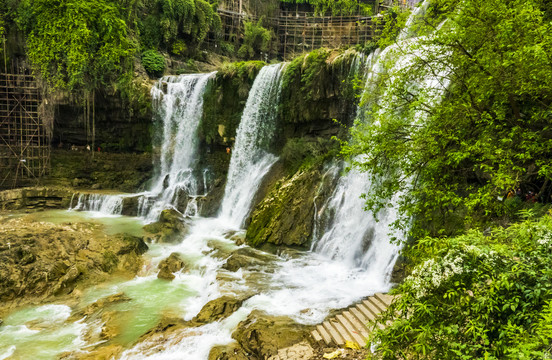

[0,215,148,315]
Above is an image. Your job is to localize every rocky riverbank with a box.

[0,214,148,316]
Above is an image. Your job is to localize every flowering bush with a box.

[370,214,552,359]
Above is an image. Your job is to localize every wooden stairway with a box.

[311,293,395,347]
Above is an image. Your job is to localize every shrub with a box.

[141,50,165,78]
[370,214,552,359]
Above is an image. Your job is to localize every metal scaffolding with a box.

[207,0,386,60]
[0,66,51,189]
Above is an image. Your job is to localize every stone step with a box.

[311,294,395,346]
[369,296,388,313]
[316,324,333,345]
[328,318,349,346]
[335,314,367,346]
[342,310,370,339]
[375,292,394,307]
[357,302,377,320]
[322,321,345,346]
[350,306,370,326]
[362,299,383,316]
[311,329,323,344]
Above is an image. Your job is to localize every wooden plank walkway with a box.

[311,293,395,347]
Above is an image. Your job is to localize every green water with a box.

[0,210,189,359]
[25,209,146,237]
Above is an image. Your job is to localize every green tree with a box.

[345,0,552,239]
[19,0,134,90]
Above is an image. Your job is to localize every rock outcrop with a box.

[0,216,148,314]
[0,187,73,211]
[157,252,187,280]
[245,168,322,248]
[143,209,189,243]
[231,310,310,359]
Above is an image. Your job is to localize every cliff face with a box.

[53,90,153,153]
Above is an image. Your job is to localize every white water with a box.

[312,49,401,282]
[70,193,124,216]
[71,72,215,221]
[139,72,216,221]
[218,63,285,228]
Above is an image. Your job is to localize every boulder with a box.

[222,248,275,272]
[232,310,309,359]
[245,168,322,248]
[143,209,189,243]
[192,295,250,324]
[157,252,187,280]
[209,344,250,360]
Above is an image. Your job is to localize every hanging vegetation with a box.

[279,0,373,16]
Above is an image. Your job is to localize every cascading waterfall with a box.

[138,72,216,221]
[20,4,455,360]
[312,1,444,284]
[218,63,285,227]
[70,193,124,215]
[71,72,215,220]
[311,49,403,279]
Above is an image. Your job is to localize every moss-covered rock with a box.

[0,187,73,211]
[143,209,189,243]
[200,61,265,146]
[157,252,187,280]
[192,295,250,324]
[245,166,323,248]
[279,48,362,125]
[45,149,153,193]
[0,216,148,314]
[231,310,309,359]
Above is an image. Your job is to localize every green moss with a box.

[281,136,339,174]
[200,61,266,144]
[279,48,364,124]
[246,165,323,248]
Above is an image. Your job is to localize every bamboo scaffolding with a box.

[0,66,50,189]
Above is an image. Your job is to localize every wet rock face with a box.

[0,187,73,211]
[157,252,187,280]
[0,216,148,313]
[246,167,322,248]
[143,208,189,243]
[222,247,276,272]
[192,295,251,324]
[232,310,310,359]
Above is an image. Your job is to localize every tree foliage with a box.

[279,0,372,16]
[18,0,134,90]
[237,19,275,60]
[371,214,552,359]
[345,0,552,238]
[136,0,221,53]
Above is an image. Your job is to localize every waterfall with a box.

[311,50,401,277]
[70,193,123,215]
[71,72,215,220]
[218,63,285,227]
[312,1,445,282]
[139,72,215,221]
